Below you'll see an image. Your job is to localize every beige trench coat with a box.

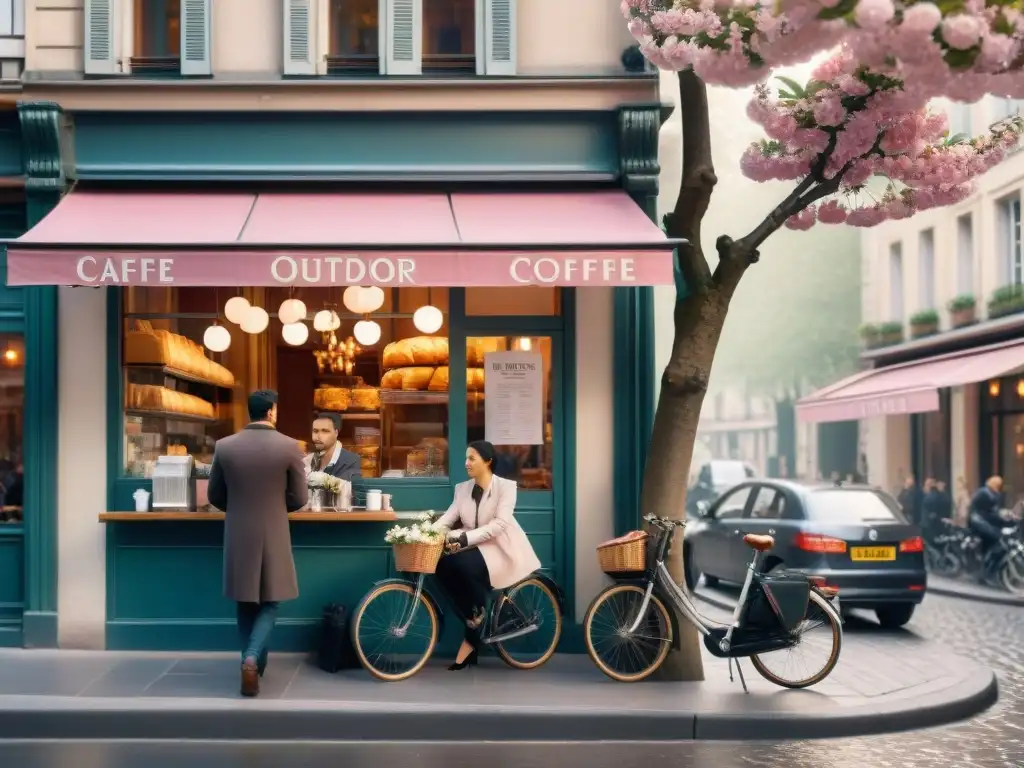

[208,424,308,603]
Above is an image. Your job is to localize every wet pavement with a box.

[0,592,1018,766]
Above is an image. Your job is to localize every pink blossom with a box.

[817,200,849,224]
[853,0,895,30]
[941,14,983,50]
[813,93,847,126]
[900,3,941,35]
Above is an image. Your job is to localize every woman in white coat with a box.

[436,440,542,670]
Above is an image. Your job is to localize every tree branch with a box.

[665,70,717,294]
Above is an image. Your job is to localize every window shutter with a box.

[284,0,316,75]
[180,0,212,76]
[484,0,516,75]
[84,0,117,75]
[384,0,421,76]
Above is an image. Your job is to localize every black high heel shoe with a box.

[448,649,478,671]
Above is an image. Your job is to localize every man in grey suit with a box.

[306,412,361,481]
[208,389,307,697]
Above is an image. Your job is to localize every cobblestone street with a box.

[0,592,1017,767]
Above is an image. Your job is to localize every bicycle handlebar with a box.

[643,514,687,530]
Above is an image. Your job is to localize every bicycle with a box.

[350,545,564,682]
[583,514,843,692]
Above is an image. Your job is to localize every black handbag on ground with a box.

[318,603,358,673]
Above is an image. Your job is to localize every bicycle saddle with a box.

[743,533,775,552]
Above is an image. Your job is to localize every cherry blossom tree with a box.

[625,0,1024,680]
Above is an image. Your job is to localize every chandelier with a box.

[314,331,361,375]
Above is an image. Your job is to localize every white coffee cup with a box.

[133,488,151,513]
[365,489,383,511]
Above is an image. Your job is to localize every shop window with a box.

[465,336,553,490]
[465,287,560,316]
[133,0,181,74]
[121,287,450,482]
[0,334,23,524]
[328,0,380,74]
[423,0,475,73]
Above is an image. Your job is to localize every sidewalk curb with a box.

[926,579,1024,607]
[0,668,998,742]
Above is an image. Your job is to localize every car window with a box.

[715,486,752,520]
[806,489,906,524]
[749,487,783,519]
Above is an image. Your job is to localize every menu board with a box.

[483,351,544,445]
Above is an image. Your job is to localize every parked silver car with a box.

[684,480,927,628]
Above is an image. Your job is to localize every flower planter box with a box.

[910,321,939,339]
[988,301,1024,320]
[950,306,976,328]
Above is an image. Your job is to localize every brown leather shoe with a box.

[240,659,260,697]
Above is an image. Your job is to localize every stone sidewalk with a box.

[0,628,997,742]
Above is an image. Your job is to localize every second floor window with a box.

[134,0,181,73]
[889,242,904,320]
[423,0,475,73]
[329,0,380,74]
[918,228,935,310]
[1001,197,1022,286]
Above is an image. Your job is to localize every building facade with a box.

[0,0,670,652]
[798,97,1024,507]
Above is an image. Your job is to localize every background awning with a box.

[6,190,678,288]
[796,340,1024,424]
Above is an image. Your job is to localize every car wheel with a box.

[875,604,915,629]
[684,547,700,591]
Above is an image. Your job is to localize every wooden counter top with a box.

[99,511,399,523]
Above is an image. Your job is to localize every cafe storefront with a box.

[4,103,672,653]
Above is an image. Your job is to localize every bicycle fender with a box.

[612,578,683,652]
[367,578,446,637]
[526,572,567,616]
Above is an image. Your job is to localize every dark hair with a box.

[314,412,341,431]
[468,440,497,469]
[247,389,278,421]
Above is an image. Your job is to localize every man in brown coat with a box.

[208,389,308,697]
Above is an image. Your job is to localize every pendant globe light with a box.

[240,305,270,334]
[353,319,381,347]
[203,324,231,353]
[413,288,443,334]
[343,286,386,315]
[281,322,309,346]
[278,297,307,325]
[224,295,250,325]
[361,286,385,313]
[313,308,341,332]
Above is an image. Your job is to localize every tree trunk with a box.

[643,286,734,682]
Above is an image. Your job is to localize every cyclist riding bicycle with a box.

[968,475,1006,576]
[435,440,541,671]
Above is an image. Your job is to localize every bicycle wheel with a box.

[749,590,842,689]
[351,582,439,682]
[493,577,563,670]
[584,583,672,682]
[1000,549,1024,595]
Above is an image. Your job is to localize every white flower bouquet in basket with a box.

[307,471,344,511]
[385,512,447,574]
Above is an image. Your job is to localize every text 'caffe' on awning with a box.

[796,339,1024,425]
[5,190,680,288]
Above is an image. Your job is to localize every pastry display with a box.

[381,366,485,392]
[382,336,449,368]
[381,366,436,390]
[349,385,380,410]
[313,387,351,412]
[467,337,502,367]
[126,383,216,419]
[125,322,234,387]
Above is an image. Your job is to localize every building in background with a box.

[798,97,1024,503]
[0,0,669,652]
[655,70,862,485]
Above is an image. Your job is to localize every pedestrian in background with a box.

[897,474,922,526]
[208,389,308,697]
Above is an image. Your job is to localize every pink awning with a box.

[6,190,677,288]
[796,340,1024,424]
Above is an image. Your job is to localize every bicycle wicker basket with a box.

[392,540,445,574]
[596,530,648,573]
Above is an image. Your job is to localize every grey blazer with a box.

[208,424,308,603]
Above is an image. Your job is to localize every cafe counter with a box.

[99,508,431,651]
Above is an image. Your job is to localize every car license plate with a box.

[850,546,896,562]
